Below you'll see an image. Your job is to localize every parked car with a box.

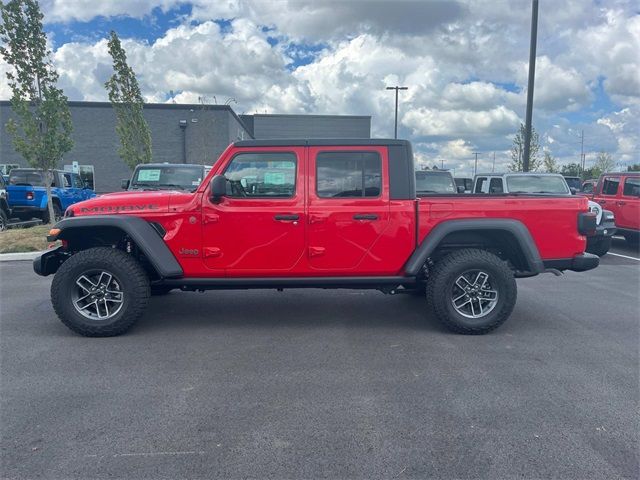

[415,170,461,194]
[454,177,473,193]
[472,173,616,256]
[563,176,583,193]
[122,163,211,192]
[0,175,9,231]
[7,168,95,223]
[35,139,598,337]
[591,172,639,246]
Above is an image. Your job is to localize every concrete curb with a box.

[0,251,43,262]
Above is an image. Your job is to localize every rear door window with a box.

[316,151,381,198]
[489,178,503,193]
[623,177,640,197]
[601,177,620,196]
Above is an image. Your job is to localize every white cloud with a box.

[403,105,520,137]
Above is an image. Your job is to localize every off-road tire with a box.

[586,237,611,257]
[51,247,150,337]
[0,209,7,231]
[42,203,62,224]
[426,248,517,334]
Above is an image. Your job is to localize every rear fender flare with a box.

[53,215,183,278]
[404,219,544,275]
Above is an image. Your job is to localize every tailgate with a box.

[7,185,38,206]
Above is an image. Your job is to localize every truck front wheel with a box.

[586,236,612,257]
[51,247,150,337]
[426,249,517,334]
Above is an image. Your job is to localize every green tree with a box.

[628,164,640,172]
[591,151,616,179]
[560,162,581,177]
[105,30,152,170]
[542,151,558,173]
[509,123,541,172]
[0,0,73,223]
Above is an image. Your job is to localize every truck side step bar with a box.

[159,276,417,291]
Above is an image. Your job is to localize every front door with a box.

[596,175,622,219]
[307,146,389,273]
[202,148,306,275]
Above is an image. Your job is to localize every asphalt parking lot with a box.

[1,239,638,479]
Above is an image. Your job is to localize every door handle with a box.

[599,200,606,205]
[617,201,626,206]
[274,214,299,221]
[353,214,378,220]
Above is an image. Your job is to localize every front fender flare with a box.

[51,215,183,278]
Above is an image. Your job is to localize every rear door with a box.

[307,146,389,273]
[618,176,640,230]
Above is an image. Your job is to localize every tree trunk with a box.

[45,169,56,225]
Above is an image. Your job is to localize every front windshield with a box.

[131,166,204,191]
[506,175,570,194]
[415,172,456,193]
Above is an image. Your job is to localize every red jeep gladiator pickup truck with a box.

[34,139,599,337]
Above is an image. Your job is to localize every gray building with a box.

[0,101,371,192]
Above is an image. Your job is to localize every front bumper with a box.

[543,253,600,273]
[11,205,45,214]
[591,218,616,239]
[33,246,67,276]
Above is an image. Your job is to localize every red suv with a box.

[592,172,640,245]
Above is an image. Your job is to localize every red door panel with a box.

[201,148,306,275]
[307,146,390,273]
[618,176,640,230]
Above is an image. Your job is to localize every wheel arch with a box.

[404,219,544,277]
[52,215,183,279]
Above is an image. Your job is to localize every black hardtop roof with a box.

[600,171,639,177]
[233,138,411,148]
[9,168,64,173]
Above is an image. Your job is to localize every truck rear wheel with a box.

[426,249,517,334]
[42,203,62,224]
[51,247,150,337]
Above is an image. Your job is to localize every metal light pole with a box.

[386,86,408,139]
[522,0,539,172]
[473,152,481,176]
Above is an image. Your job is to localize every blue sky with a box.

[2,0,638,174]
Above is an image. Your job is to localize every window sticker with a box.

[264,172,286,185]
[138,169,161,181]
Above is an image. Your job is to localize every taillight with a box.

[26,191,34,200]
[578,211,597,236]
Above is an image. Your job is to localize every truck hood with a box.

[68,190,176,216]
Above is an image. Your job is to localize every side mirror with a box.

[121,179,130,190]
[569,187,577,195]
[210,174,227,202]
[457,185,465,194]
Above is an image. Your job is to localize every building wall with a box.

[249,114,371,139]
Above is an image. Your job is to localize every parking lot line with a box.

[608,252,640,261]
